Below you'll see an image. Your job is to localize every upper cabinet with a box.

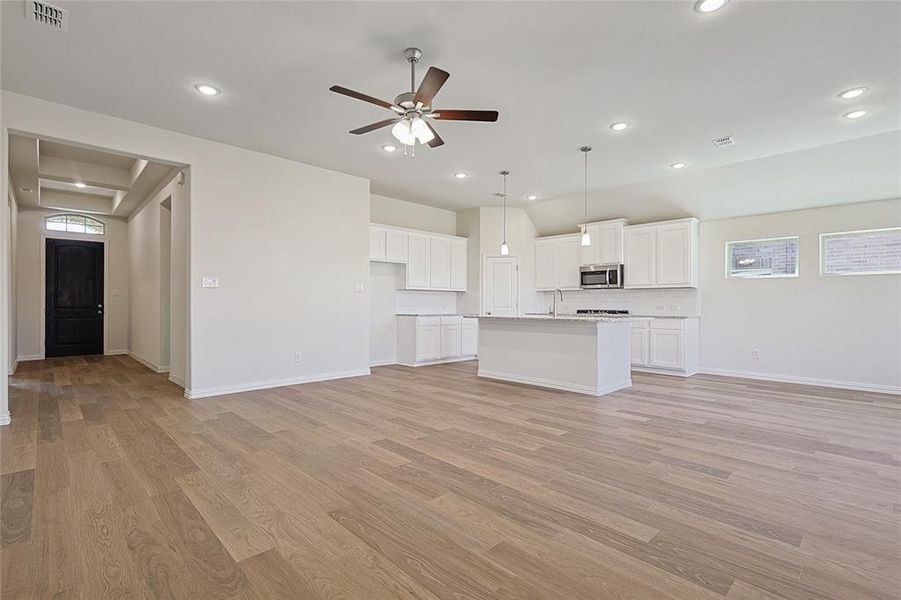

[535,234,582,291]
[370,224,467,292]
[623,218,699,288]
[580,219,626,266]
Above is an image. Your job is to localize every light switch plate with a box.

[202,277,219,288]
[355,282,365,292]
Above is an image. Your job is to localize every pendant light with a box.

[498,170,510,255]
[580,146,592,246]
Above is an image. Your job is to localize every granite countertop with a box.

[480,314,640,323]
[525,313,697,320]
[395,313,479,317]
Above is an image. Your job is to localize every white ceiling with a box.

[2,1,899,221]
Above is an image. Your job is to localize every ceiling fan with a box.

[329,47,499,149]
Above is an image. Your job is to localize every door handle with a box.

[97,310,103,314]
[98,304,103,308]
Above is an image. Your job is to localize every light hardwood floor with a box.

[2,355,899,599]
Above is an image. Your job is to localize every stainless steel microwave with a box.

[580,264,624,289]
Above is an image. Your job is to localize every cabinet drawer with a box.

[417,317,441,327]
[440,316,462,326]
[649,318,683,330]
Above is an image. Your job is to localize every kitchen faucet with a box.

[552,288,564,317]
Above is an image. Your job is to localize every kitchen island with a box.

[477,315,633,396]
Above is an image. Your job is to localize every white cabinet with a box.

[397,316,477,366]
[406,233,431,288]
[630,318,698,376]
[370,225,408,263]
[624,218,698,288]
[535,235,582,291]
[369,228,386,261]
[451,239,467,291]
[429,237,452,290]
[440,316,462,358]
[385,230,407,263]
[462,318,478,356]
[581,220,625,266]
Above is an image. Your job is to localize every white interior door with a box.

[482,256,520,316]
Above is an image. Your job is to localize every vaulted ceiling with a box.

[2,1,898,223]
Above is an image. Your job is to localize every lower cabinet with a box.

[397,316,478,367]
[630,318,698,376]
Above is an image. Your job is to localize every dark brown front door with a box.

[45,238,104,358]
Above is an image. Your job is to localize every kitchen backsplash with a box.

[538,288,700,316]
[396,290,459,314]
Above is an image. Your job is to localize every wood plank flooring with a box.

[2,355,899,599]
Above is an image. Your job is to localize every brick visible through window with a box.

[726,237,799,278]
[821,228,901,275]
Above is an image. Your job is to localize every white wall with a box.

[7,188,17,373]
[699,198,901,392]
[15,208,130,359]
[371,194,456,235]
[3,91,371,398]
[479,206,542,314]
[369,261,398,366]
[456,208,481,316]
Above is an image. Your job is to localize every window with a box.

[821,227,901,276]
[45,214,105,235]
[725,236,799,278]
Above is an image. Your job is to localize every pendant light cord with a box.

[584,150,588,230]
[503,172,507,244]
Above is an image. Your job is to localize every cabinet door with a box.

[451,239,467,290]
[624,228,655,287]
[441,323,462,358]
[649,329,683,369]
[598,223,624,265]
[656,222,691,287]
[580,225,601,266]
[406,234,430,288]
[385,230,408,263]
[462,319,478,356]
[416,326,441,361]
[534,242,557,290]
[556,237,582,290]
[369,227,386,261]
[630,327,649,366]
[430,237,452,290]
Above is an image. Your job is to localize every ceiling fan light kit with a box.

[330,47,499,153]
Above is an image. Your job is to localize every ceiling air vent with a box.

[712,135,735,148]
[26,1,68,31]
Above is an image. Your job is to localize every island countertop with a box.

[478,314,641,323]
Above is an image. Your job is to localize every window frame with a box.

[44,213,106,236]
[724,235,800,280]
[819,227,901,277]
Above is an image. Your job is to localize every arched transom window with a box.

[45,214,105,235]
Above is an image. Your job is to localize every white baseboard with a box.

[632,366,698,377]
[8,360,18,376]
[697,367,901,396]
[397,356,477,368]
[17,354,43,362]
[184,368,371,400]
[105,349,129,356]
[0,411,10,426]
[478,368,632,397]
[369,358,397,367]
[168,373,186,388]
[127,351,170,374]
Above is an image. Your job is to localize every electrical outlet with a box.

[201,277,219,288]
[751,349,760,359]
[294,352,302,363]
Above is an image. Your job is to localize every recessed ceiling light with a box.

[454,172,468,179]
[670,162,686,169]
[843,108,869,120]
[382,144,397,152]
[194,83,221,96]
[694,0,728,12]
[837,87,867,100]
[609,122,630,132]
[527,194,538,201]
[74,182,87,188]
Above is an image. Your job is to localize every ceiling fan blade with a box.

[432,109,499,122]
[348,118,399,135]
[425,122,444,148]
[329,85,395,110]
[413,67,450,106]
